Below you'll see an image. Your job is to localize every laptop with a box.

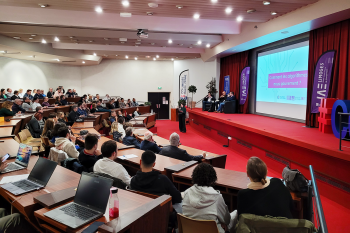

[1,143,32,173]
[44,172,113,229]
[1,157,57,195]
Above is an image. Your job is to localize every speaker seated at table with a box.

[223,100,236,114]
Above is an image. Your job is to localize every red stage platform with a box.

[188,108,350,208]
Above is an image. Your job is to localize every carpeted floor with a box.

[156,120,350,233]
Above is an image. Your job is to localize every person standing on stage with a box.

[179,103,186,133]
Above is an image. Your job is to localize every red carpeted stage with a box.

[187,108,350,208]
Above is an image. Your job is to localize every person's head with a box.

[85,134,99,151]
[55,96,59,101]
[36,106,43,113]
[19,88,23,93]
[67,89,71,93]
[92,103,96,109]
[41,90,44,94]
[192,163,217,187]
[51,122,66,136]
[44,97,49,102]
[169,132,180,147]
[23,96,30,103]
[2,101,13,110]
[121,98,124,102]
[49,88,53,92]
[7,88,12,93]
[73,89,76,93]
[57,111,65,119]
[57,126,70,138]
[111,111,116,117]
[101,140,118,159]
[96,94,100,99]
[37,89,40,93]
[208,92,211,97]
[140,150,156,171]
[0,89,5,94]
[57,88,62,93]
[125,127,134,136]
[222,91,226,95]
[132,98,136,102]
[229,91,234,96]
[110,99,115,103]
[26,89,32,95]
[247,157,268,185]
[48,112,58,123]
[78,102,83,108]
[117,110,122,115]
[144,131,153,142]
[42,118,55,136]
[72,105,78,112]
[82,94,87,99]
[126,103,129,107]
[127,99,131,102]
[34,112,43,121]
[60,95,65,100]
[136,107,139,111]
[97,101,101,106]
[14,90,18,96]
[14,98,22,106]
[33,89,37,94]
[117,116,125,124]
[180,103,183,108]
[33,97,39,103]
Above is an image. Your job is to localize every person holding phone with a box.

[178,103,186,133]
[0,154,9,172]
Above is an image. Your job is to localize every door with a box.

[148,92,170,119]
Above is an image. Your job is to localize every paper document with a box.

[0,174,29,185]
[118,154,138,160]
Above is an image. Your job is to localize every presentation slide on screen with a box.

[256,41,309,120]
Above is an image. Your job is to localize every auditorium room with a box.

[0,0,349,232]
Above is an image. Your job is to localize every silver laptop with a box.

[1,157,57,195]
[44,172,113,229]
[1,143,32,173]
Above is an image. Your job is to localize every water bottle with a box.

[109,188,119,218]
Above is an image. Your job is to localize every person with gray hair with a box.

[140,131,162,153]
[159,132,206,162]
[122,127,141,149]
[12,98,26,114]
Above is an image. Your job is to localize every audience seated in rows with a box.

[47,88,54,98]
[0,89,7,99]
[140,131,161,153]
[67,105,81,126]
[55,126,79,159]
[132,98,139,106]
[122,127,141,149]
[119,98,126,108]
[94,140,131,186]
[22,97,32,111]
[28,112,43,138]
[12,99,25,114]
[57,112,67,125]
[50,122,66,143]
[10,90,19,100]
[0,101,17,117]
[31,97,42,110]
[23,89,33,100]
[79,134,102,172]
[42,97,51,107]
[160,132,206,162]
[109,111,117,123]
[42,118,55,140]
[54,88,63,98]
[66,89,75,98]
[134,107,140,117]
[60,95,68,105]
[34,89,43,99]
[6,88,13,98]
[18,89,24,98]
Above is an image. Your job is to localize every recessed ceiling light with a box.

[146,56,150,58]
[247,9,256,14]
[55,59,60,61]
[93,53,97,56]
[41,39,47,44]
[236,16,243,22]
[271,11,277,15]
[116,55,118,56]
[104,38,109,40]
[197,40,202,45]
[148,3,158,8]
[171,58,174,61]
[151,43,155,45]
[122,1,129,7]
[135,42,141,44]
[146,12,153,16]
[54,37,59,42]
[125,55,128,59]
[134,57,138,60]
[281,31,289,34]
[82,61,85,64]
[211,0,218,2]
[176,5,183,9]
[206,43,210,48]
[263,1,270,5]
[225,8,233,14]
[193,13,200,19]
[168,39,172,44]
[119,38,127,42]
[95,6,103,13]
[120,12,132,17]
[29,38,33,40]
[13,37,21,39]
[120,41,125,44]
[88,40,94,43]
[153,58,156,61]
[38,4,48,8]
[156,55,159,58]
[69,36,74,39]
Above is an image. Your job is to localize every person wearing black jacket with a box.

[12,99,26,114]
[79,134,103,172]
[159,132,206,162]
[67,105,81,126]
[178,103,186,133]
[202,92,216,111]
[215,91,227,111]
[60,95,68,105]
[10,91,20,100]
[122,127,141,149]
[130,150,181,204]
[47,88,54,98]
[140,131,161,153]
[28,113,43,138]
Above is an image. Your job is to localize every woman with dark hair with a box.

[41,118,55,139]
[28,113,43,138]
[55,96,62,106]
[237,157,294,219]
[50,122,66,143]
[0,89,7,99]
[182,163,236,233]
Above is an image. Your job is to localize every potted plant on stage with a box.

[188,85,197,109]
[206,78,217,96]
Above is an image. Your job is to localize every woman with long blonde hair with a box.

[0,101,17,117]
[18,88,24,98]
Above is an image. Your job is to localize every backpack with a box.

[282,166,308,192]
[112,131,123,142]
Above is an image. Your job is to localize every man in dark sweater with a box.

[67,105,81,126]
[159,132,205,162]
[12,99,26,114]
[140,131,161,153]
[122,127,141,149]
[78,134,102,172]
[130,150,181,204]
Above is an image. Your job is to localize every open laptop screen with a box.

[74,173,113,213]
[28,158,57,186]
[15,143,32,167]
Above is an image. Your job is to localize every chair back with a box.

[18,131,27,142]
[93,172,127,189]
[23,128,32,138]
[177,214,219,233]
[14,135,21,143]
[48,147,68,164]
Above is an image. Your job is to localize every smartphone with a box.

[2,154,10,162]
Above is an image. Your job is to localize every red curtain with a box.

[219,51,249,113]
[306,19,350,126]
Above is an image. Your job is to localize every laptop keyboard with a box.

[3,163,22,172]
[11,180,39,191]
[61,203,99,220]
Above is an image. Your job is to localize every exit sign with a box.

[158,87,162,90]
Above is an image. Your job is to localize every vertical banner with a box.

[224,75,230,94]
[311,50,336,113]
[240,66,250,105]
[179,70,189,100]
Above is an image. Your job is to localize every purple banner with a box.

[240,66,250,105]
[311,50,336,113]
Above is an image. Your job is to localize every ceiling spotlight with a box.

[13,37,21,39]
[104,38,109,40]
[197,40,202,45]
[31,34,37,37]
[206,43,210,48]
[29,38,33,40]
[148,3,158,8]
[236,16,243,22]
[146,56,150,58]
[95,6,103,13]
[146,12,153,16]
[193,13,200,19]
[176,5,183,9]
[82,61,85,64]
[125,55,128,59]
[89,40,94,43]
[120,41,125,44]
[247,9,256,14]
[116,55,118,56]
[271,11,277,15]
[211,0,218,2]
[41,39,47,44]
[263,1,270,5]
[171,58,174,61]
[38,4,48,8]
[156,55,159,58]
[69,36,74,39]
[134,57,138,60]
[153,58,156,60]
[225,8,233,14]
[122,1,129,7]
[93,53,97,56]
[168,39,172,44]
[54,37,59,42]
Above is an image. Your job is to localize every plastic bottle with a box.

[109,188,119,218]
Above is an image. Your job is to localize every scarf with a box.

[247,178,270,190]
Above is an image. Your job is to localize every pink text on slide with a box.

[268,70,308,88]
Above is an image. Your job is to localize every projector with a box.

[137,29,148,39]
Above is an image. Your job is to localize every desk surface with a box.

[34,189,153,233]
[71,128,100,136]
[0,119,21,127]
[0,127,14,137]
[72,122,94,128]
[0,137,19,157]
